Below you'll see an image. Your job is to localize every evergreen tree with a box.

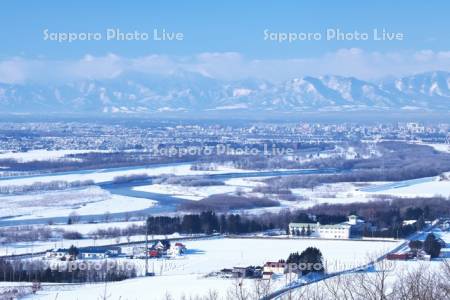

[424,233,442,258]
[199,211,219,234]
[286,252,301,264]
[298,247,324,275]
[294,213,313,223]
[306,225,312,236]
[423,205,431,219]
[300,227,306,236]
[219,214,227,233]
[181,214,202,233]
[404,207,423,220]
[416,216,425,231]
[68,245,79,258]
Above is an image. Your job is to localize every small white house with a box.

[45,248,71,260]
[263,262,286,274]
[262,271,274,280]
[78,248,110,259]
[168,243,186,256]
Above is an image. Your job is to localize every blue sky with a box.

[0,1,449,82]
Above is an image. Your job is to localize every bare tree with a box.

[393,263,450,300]
[103,211,111,223]
[68,211,81,224]
[249,279,272,299]
[227,278,250,300]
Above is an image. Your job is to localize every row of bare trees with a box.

[0,258,137,283]
[162,260,450,300]
[293,260,450,300]
[0,179,94,195]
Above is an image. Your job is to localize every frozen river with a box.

[0,166,340,226]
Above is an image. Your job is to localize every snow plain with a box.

[0,186,156,220]
[0,149,110,163]
[49,220,146,235]
[0,232,186,257]
[28,237,400,300]
[362,176,450,198]
[0,164,248,187]
[133,177,265,201]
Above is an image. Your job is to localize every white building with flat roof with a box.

[289,215,363,239]
[317,224,351,239]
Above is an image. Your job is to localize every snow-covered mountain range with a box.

[0,71,449,114]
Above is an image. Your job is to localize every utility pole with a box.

[145,219,149,276]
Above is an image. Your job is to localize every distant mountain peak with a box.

[1,71,449,114]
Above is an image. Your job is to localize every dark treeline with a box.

[287,141,450,182]
[177,194,280,212]
[0,226,55,243]
[112,173,151,184]
[153,175,225,187]
[149,196,449,238]
[90,224,146,239]
[303,196,446,224]
[147,211,274,235]
[266,168,447,190]
[0,151,197,173]
[0,259,136,283]
[0,224,147,243]
[301,196,444,238]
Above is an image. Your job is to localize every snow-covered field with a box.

[133,177,264,201]
[2,165,448,222]
[0,163,248,187]
[427,143,450,153]
[223,177,267,188]
[243,175,450,213]
[0,149,111,163]
[290,182,374,208]
[362,176,450,198]
[133,178,384,213]
[134,183,241,201]
[286,176,450,210]
[49,220,146,235]
[370,180,450,197]
[28,237,399,300]
[408,142,450,154]
[0,234,188,258]
[0,163,260,221]
[0,232,185,257]
[249,181,385,213]
[0,186,156,220]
